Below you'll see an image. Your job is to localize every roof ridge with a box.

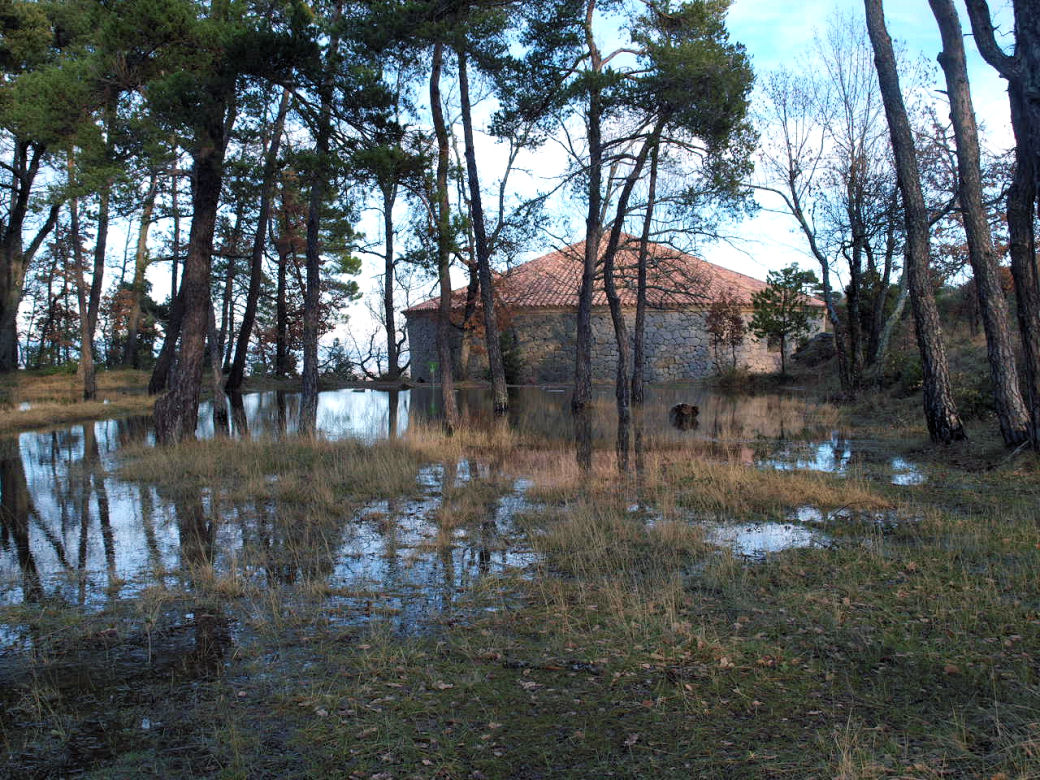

[403,235,825,313]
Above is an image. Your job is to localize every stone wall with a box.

[405,312,440,382]
[405,307,824,383]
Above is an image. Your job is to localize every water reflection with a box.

[0,411,541,639]
[0,437,41,602]
[760,432,853,474]
[702,521,828,558]
[407,385,831,446]
[1,419,161,612]
[0,385,917,634]
[190,384,842,450]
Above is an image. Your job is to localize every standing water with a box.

[0,385,917,630]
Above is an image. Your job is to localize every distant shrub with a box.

[951,370,995,421]
[713,366,753,392]
[706,293,746,373]
[500,330,524,385]
[882,351,923,398]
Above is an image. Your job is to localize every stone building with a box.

[404,236,826,383]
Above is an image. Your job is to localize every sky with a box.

[706,0,1015,278]
[330,0,1019,365]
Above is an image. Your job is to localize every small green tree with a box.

[705,291,746,373]
[750,265,819,376]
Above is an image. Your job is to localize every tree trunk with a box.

[430,41,460,433]
[216,205,241,370]
[380,179,401,380]
[457,261,479,380]
[154,118,228,444]
[865,0,965,444]
[845,216,865,386]
[87,187,109,346]
[149,286,183,395]
[964,0,1040,448]
[300,7,342,434]
[68,155,96,401]
[868,194,899,365]
[574,406,592,473]
[632,138,661,405]
[86,95,116,346]
[1006,128,1040,447]
[207,303,229,435]
[275,216,291,378]
[871,267,908,380]
[601,124,660,418]
[0,142,58,372]
[930,0,1030,446]
[574,0,602,412]
[125,172,159,368]
[229,390,249,437]
[170,158,181,296]
[227,87,290,392]
[458,49,508,411]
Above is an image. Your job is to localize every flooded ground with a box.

[17,386,1034,780]
[0,385,920,635]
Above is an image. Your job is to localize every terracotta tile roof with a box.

[404,234,826,314]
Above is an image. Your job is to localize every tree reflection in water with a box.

[0,437,42,602]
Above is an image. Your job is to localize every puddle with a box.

[890,457,926,485]
[1,386,915,642]
[758,432,852,474]
[632,503,830,559]
[790,505,917,529]
[702,521,829,559]
[757,433,925,486]
[0,437,540,647]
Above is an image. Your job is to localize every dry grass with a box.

[528,499,706,579]
[4,385,1038,777]
[507,443,889,518]
[403,417,522,461]
[659,457,890,516]
[0,369,154,434]
[0,368,149,403]
[0,395,156,434]
[118,435,425,509]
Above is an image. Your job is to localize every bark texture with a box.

[632,136,661,405]
[0,142,58,371]
[227,87,290,392]
[964,0,1040,447]
[68,168,96,402]
[125,173,158,368]
[430,41,460,433]
[380,179,401,379]
[574,0,602,412]
[864,0,965,444]
[458,49,509,412]
[300,7,342,434]
[930,0,1030,445]
[154,111,228,444]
